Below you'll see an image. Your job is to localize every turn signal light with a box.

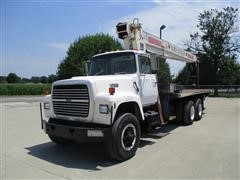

[109,87,115,95]
[44,88,49,95]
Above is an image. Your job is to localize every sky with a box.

[1,0,239,78]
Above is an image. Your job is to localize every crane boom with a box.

[116,19,197,63]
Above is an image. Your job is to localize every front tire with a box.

[107,113,140,161]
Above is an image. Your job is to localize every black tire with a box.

[107,113,140,161]
[195,99,203,121]
[48,134,71,146]
[183,101,195,125]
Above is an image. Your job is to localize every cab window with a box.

[139,56,151,74]
[89,52,136,76]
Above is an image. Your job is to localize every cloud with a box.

[104,0,237,43]
[102,0,238,74]
[47,42,70,52]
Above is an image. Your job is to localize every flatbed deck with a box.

[158,84,210,99]
[172,89,210,98]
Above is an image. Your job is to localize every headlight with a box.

[44,102,50,109]
[99,104,109,114]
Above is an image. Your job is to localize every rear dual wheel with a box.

[195,99,203,121]
[182,98,203,125]
[183,100,195,125]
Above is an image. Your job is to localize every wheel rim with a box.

[190,106,195,121]
[121,124,136,151]
[198,103,203,117]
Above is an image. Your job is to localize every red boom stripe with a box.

[148,36,165,48]
[186,53,195,60]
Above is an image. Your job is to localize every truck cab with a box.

[88,50,159,107]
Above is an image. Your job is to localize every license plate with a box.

[87,130,104,137]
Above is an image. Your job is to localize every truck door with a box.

[138,55,158,106]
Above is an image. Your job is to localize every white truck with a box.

[41,19,209,161]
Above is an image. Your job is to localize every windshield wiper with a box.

[94,70,104,75]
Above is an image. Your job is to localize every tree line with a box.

[1,73,58,84]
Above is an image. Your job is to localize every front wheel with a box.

[107,113,140,161]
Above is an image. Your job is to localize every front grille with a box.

[52,84,89,117]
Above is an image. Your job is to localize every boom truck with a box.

[41,18,209,161]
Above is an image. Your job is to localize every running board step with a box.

[144,111,161,127]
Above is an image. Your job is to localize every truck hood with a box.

[53,74,138,96]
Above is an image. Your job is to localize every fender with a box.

[93,92,144,125]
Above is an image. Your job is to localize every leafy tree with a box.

[57,33,122,79]
[184,7,240,96]
[217,57,240,85]
[235,64,240,85]
[21,78,31,83]
[40,76,48,83]
[156,57,171,83]
[0,76,7,83]
[48,74,58,83]
[6,73,20,83]
[174,66,190,85]
[31,76,40,83]
[174,62,198,85]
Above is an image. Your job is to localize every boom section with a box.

[116,20,197,63]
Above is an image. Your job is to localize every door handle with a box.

[133,82,139,92]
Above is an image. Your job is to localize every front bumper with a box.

[40,103,111,142]
[42,120,111,142]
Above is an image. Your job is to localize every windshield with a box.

[88,52,136,76]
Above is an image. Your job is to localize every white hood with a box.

[53,74,137,96]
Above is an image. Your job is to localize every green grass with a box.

[0,83,51,95]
